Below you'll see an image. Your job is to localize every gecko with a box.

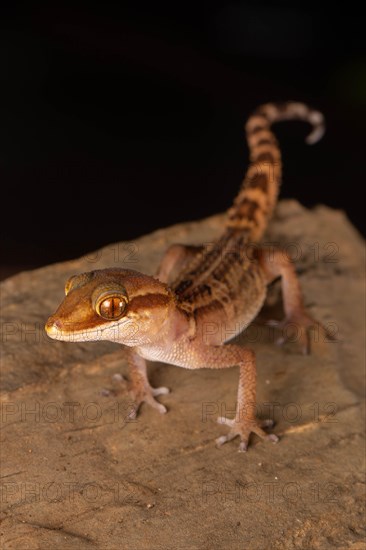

[45,102,325,452]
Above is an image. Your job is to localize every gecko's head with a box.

[45,268,174,346]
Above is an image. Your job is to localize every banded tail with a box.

[226,102,325,241]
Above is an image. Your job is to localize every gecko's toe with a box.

[111,373,129,391]
[266,319,281,327]
[266,433,280,444]
[215,433,237,447]
[217,416,235,427]
[101,373,128,397]
[112,373,125,382]
[216,416,279,452]
[260,418,275,428]
[101,373,129,397]
[126,398,167,421]
[155,402,168,414]
[238,440,248,453]
[152,386,170,397]
[127,383,169,420]
[275,336,286,347]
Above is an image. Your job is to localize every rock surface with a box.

[1,200,365,550]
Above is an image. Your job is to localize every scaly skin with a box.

[46,102,325,452]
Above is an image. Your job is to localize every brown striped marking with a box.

[246,173,269,192]
[235,197,260,220]
[255,151,278,163]
[128,292,172,315]
[173,230,237,294]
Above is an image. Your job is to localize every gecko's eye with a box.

[98,296,127,320]
[94,288,128,320]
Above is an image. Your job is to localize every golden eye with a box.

[98,297,126,319]
[93,283,129,321]
[96,294,127,320]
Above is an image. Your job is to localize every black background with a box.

[1,3,365,277]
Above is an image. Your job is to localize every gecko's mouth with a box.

[45,316,135,343]
[45,318,105,342]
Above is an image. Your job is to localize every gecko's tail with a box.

[226,101,325,242]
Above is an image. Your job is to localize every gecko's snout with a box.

[45,316,62,338]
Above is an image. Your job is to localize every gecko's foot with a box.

[216,417,279,452]
[267,310,330,355]
[100,373,127,397]
[102,374,169,419]
[127,384,170,420]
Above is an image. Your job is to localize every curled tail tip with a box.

[305,126,325,145]
[254,101,325,145]
[304,109,325,145]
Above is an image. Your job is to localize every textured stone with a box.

[1,200,365,549]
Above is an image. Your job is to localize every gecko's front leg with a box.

[186,342,279,452]
[121,348,169,419]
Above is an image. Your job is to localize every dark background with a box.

[1,3,365,278]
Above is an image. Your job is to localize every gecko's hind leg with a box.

[156,243,204,284]
[257,247,331,354]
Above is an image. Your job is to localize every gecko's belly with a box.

[225,285,267,343]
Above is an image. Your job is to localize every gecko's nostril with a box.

[45,317,62,336]
[46,316,57,327]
